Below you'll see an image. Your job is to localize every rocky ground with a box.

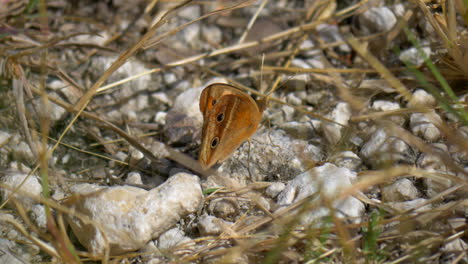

[0,0,467,263]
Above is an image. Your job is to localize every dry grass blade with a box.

[2,2,200,209]
[144,0,257,49]
[263,66,384,74]
[350,107,433,122]
[237,0,268,44]
[74,0,192,111]
[344,32,413,102]
[0,182,113,261]
[96,0,375,97]
[26,83,212,176]
[412,0,468,77]
[1,0,467,262]
[0,212,60,259]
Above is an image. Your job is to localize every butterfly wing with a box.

[199,84,262,169]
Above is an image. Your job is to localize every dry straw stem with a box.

[344,33,413,103]
[266,0,337,98]
[350,107,433,122]
[1,1,196,209]
[96,1,378,127]
[97,0,368,95]
[13,73,39,158]
[181,194,365,262]
[263,66,390,74]
[237,0,269,44]
[317,46,367,111]
[26,82,212,176]
[216,27,399,72]
[143,0,257,49]
[382,120,467,174]
[0,212,60,259]
[3,1,259,181]
[0,183,113,262]
[412,0,468,77]
[340,165,466,201]
[54,0,192,162]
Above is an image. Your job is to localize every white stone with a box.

[322,102,351,144]
[448,218,465,229]
[13,141,36,164]
[202,25,222,46]
[157,228,191,250]
[360,128,415,167]
[424,177,453,199]
[358,7,397,35]
[129,146,145,162]
[44,97,67,121]
[280,121,315,140]
[306,57,325,69]
[136,94,149,110]
[410,111,442,141]
[52,189,66,201]
[0,171,42,210]
[163,73,177,85]
[115,151,127,161]
[107,109,123,122]
[164,86,205,144]
[123,109,137,122]
[399,47,431,67]
[277,163,365,224]
[372,100,404,125]
[208,198,238,221]
[0,131,11,146]
[286,93,303,106]
[408,89,436,108]
[222,129,322,183]
[281,105,295,123]
[442,239,467,253]
[388,198,432,213]
[393,3,405,17]
[139,241,162,262]
[61,154,70,164]
[316,23,350,52]
[197,214,226,236]
[125,172,143,185]
[66,173,203,255]
[182,24,201,49]
[151,92,171,105]
[31,204,47,229]
[417,143,448,171]
[178,5,200,20]
[382,178,419,202]
[150,141,170,160]
[288,60,311,89]
[329,151,362,171]
[372,100,400,111]
[93,56,151,96]
[154,111,167,125]
[0,237,25,264]
[265,182,286,199]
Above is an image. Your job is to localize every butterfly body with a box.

[199,83,263,169]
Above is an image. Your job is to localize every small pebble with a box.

[382,178,419,202]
